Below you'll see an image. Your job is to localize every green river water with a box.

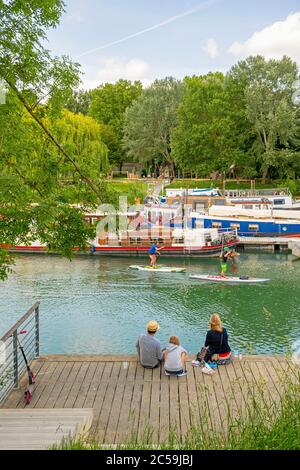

[0,253,299,356]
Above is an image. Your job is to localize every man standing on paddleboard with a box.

[220,246,238,277]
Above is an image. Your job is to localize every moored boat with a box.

[2,228,239,258]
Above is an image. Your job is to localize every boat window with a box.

[230,224,240,230]
[249,224,259,231]
[274,199,285,205]
[212,222,222,229]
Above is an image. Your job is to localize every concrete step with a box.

[0,408,93,450]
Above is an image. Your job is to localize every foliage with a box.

[123,77,184,177]
[0,2,110,279]
[89,80,143,168]
[172,73,252,176]
[54,110,110,178]
[64,89,93,115]
[228,56,300,180]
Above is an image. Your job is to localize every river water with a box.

[0,253,299,356]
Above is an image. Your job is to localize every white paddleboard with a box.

[190,274,270,284]
[130,265,186,273]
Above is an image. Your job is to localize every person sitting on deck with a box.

[136,320,163,369]
[163,336,187,377]
[204,314,231,364]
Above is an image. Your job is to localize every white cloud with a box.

[203,38,219,58]
[82,57,151,89]
[229,12,300,64]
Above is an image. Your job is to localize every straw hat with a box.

[147,320,160,333]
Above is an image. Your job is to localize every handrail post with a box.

[35,305,40,358]
[13,331,18,389]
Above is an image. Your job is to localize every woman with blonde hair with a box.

[163,335,187,376]
[204,314,231,363]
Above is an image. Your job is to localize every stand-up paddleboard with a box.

[130,265,186,273]
[190,274,270,284]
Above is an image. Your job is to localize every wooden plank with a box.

[64,362,90,409]
[128,370,143,444]
[262,360,287,399]
[178,376,191,441]
[94,362,121,443]
[201,369,221,432]
[239,359,261,408]
[149,368,160,445]
[159,382,169,444]
[0,408,93,450]
[90,362,114,436]
[169,377,180,439]
[186,363,201,429]
[193,368,211,434]
[115,362,137,444]
[44,361,75,408]
[223,361,247,425]
[83,362,105,409]
[32,361,66,408]
[53,362,81,409]
[104,361,129,444]
[212,365,231,436]
[137,377,152,442]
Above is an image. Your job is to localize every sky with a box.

[46,0,300,89]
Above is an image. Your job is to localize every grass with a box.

[106,181,148,205]
[53,369,300,450]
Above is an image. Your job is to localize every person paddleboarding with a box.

[220,246,239,277]
[149,241,163,268]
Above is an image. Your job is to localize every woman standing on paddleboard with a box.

[149,241,163,267]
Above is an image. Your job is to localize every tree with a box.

[0,1,108,278]
[228,56,300,180]
[89,79,142,169]
[172,73,251,176]
[123,77,184,178]
[54,110,110,178]
[65,89,93,115]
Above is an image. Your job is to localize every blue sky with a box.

[46,0,300,88]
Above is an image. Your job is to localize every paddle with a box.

[229,257,237,273]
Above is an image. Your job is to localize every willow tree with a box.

[0,1,107,278]
[55,110,110,179]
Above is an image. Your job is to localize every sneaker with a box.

[201,364,214,375]
[177,370,187,377]
[192,360,200,367]
[165,371,170,376]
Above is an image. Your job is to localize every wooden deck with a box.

[1,355,298,445]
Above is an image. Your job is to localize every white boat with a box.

[189,274,270,284]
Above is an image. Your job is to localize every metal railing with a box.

[221,188,291,198]
[0,302,40,405]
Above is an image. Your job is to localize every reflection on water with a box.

[0,253,299,355]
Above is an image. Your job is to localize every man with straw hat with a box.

[136,320,163,369]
